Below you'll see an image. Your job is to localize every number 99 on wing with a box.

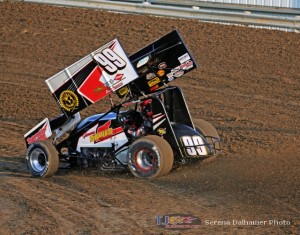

[94,48,126,75]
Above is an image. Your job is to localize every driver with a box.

[126,99,153,138]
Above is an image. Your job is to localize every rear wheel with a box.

[127,135,174,178]
[193,119,221,155]
[26,140,59,177]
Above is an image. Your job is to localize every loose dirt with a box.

[0,2,299,234]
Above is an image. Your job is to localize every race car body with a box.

[24,30,221,178]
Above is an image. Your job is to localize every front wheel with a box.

[26,140,59,177]
[127,135,174,178]
[194,119,221,155]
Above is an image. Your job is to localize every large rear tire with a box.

[26,140,59,177]
[193,119,221,155]
[127,135,174,178]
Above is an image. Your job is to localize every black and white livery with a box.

[24,30,221,178]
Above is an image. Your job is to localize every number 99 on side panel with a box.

[181,136,208,157]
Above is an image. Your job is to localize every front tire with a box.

[26,140,59,177]
[127,135,174,178]
[194,119,221,155]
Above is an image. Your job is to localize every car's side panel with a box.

[149,87,213,159]
[171,123,213,158]
[24,118,52,147]
[150,97,185,160]
[162,86,194,128]
[75,114,128,151]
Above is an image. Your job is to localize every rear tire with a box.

[193,119,221,155]
[26,140,59,177]
[127,135,174,178]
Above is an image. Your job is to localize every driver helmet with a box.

[140,99,153,118]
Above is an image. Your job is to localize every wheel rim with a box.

[134,148,158,172]
[30,148,47,173]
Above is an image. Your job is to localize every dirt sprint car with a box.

[24,30,221,178]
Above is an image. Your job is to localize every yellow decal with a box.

[147,77,161,87]
[118,86,129,96]
[59,90,79,112]
[157,128,166,135]
[93,86,103,94]
[90,128,113,142]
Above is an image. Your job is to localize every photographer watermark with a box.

[156,215,292,230]
[204,219,291,226]
[155,217,291,230]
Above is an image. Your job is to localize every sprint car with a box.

[24,30,221,178]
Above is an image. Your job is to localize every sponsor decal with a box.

[59,90,79,112]
[139,66,149,75]
[85,120,123,143]
[158,62,167,69]
[90,128,113,143]
[93,85,103,94]
[157,128,166,136]
[173,69,184,78]
[166,72,174,82]
[114,73,124,81]
[78,66,112,103]
[171,67,179,73]
[166,62,189,80]
[113,82,124,90]
[180,60,193,70]
[137,56,149,68]
[178,53,191,64]
[156,214,201,230]
[27,123,49,145]
[150,84,159,92]
[82,130,94,139]
[146,73,156,80]
[117,86,129,96]
[156,69,165,77]
[109,73,124,85]
[147,77,161,87]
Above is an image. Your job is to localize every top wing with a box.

[45,39,138,117]
[116,30,197,97]
[45,30,196,117]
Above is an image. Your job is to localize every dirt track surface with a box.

[0,2,300,234]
